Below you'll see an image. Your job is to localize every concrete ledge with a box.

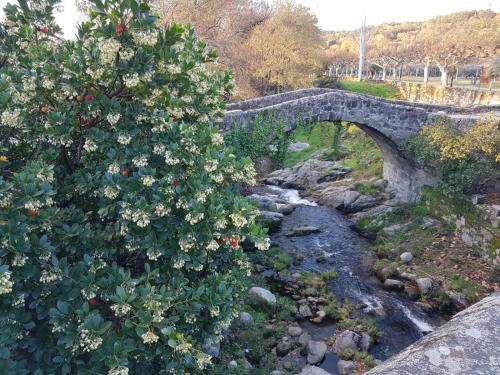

[365,293,500,375]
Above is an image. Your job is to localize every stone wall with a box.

[365,293,500,375]
[399,82,500,106]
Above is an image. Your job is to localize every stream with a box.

[260,185,447,370]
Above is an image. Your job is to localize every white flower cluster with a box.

[1,108,21,128]
[196,352,213,370]
[209,306,220,318]
[206,240,219,252]
[175,339,193,354]
[42,77,55,90]
[146,248,161,261]
[164,151,179,165]
[132,155,148,168]
[83,140,97,152]
[108,163,120,175]
[24,199,43,210]
[79,328,103,352]
[211,133,224,145]
[98,37,121,65]
[124,73,140,88]
[215,218,227,230]
[204,159,218,173]
[110,303,132,317]
[141,175,155,186]
[132,210,150,228]
[118,133,131,145]
[108,366,129,375]
[179,236,195,252]
[0,192,13,208]
[155,203,171,217]
[229,213,247,228]
[153,143,165,155]
[104,186,120,199]
[132,30,158,46]
[39,269,63,284]
[12,254,28,267]
[120,48,134,61]
[255,238,271,251]
[86,67,105,80]
[107,113,121,126]
[141,330,159,344]
[185,212,204,225]
[173,257,185,269]
[0,272,13,295]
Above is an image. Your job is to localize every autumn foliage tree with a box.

[154,0,270,99]
[246,1,324,94]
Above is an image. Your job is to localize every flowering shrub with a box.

[0,0,269,373]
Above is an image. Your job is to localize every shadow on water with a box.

[267,186,447,361]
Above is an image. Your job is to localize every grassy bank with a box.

[285,122,383,179]
[338,80,401,99]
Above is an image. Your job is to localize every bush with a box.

[313,77,341,89]
[402,117,499,195]
[225,113,292,169]
[0,1,269,374]
[320,269,337,281]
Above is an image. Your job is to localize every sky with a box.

[0,0,499,37]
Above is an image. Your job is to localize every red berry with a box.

[89,298,97,306]
[116,23,126,34]
[27,208,38,217]
[39,27,49,33]
[172,180,180,189]
[84,94,93,101]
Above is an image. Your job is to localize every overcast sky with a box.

[0,0,499,38]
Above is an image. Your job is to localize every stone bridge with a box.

[223,88,500,202]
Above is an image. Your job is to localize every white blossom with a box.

[107,113,121,126]
[0,272,13,295]
[117,133,132,145]
[141,330,159,344]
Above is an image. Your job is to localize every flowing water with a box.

[262,185,447,364]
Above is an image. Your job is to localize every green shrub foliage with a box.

[0,1,269,373]
[225,113,292,168]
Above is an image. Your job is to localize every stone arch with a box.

[223,88,497,203]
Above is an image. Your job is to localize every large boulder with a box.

[266,159,350,189]
[343,195,381,214]
[307,340,327,364]
[365,293,500,375]
[248,287,277,306]
[332,331,361,354]
[289,142,310,152]
[257,211,284,233]
[400,252,414,263]
[298,366,332,375]
[416,278,433,295]
[338,360,357,374]
[384,279,405,291]
[246,194,278,211]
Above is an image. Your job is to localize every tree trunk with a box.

[438,65,448,87]
[423,62,430,87]
[382,66,386,81]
